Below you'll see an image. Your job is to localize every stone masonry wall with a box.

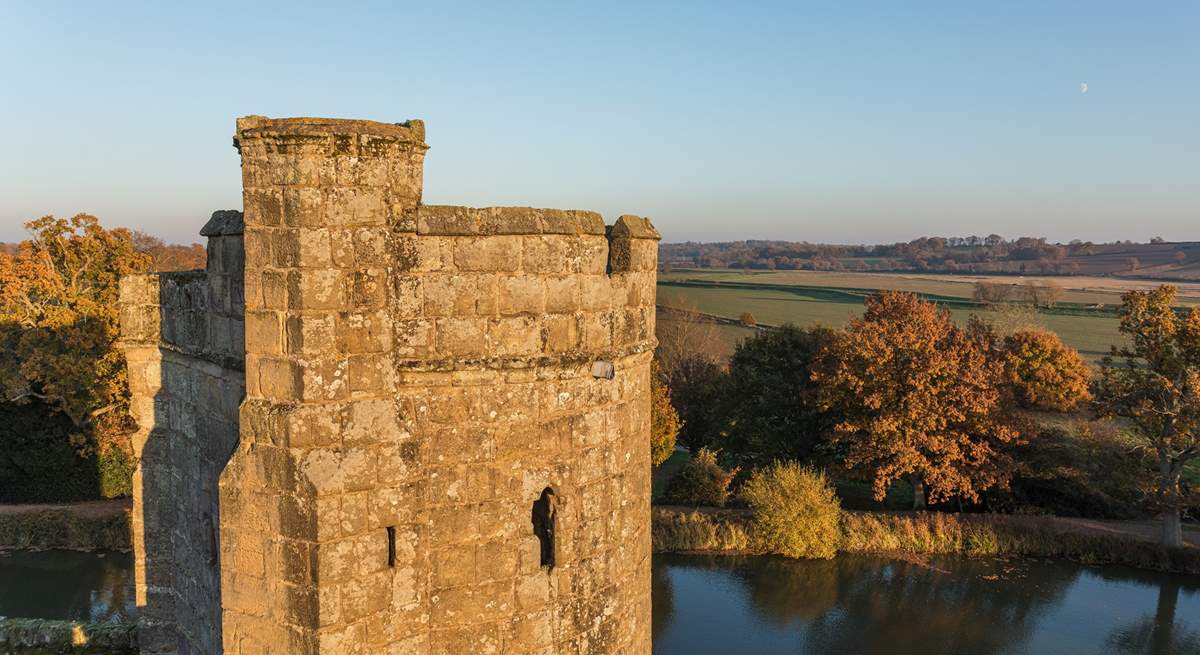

[220,116,657,655]
[219,117,431,654]
[383,206,658,654]
[118,216,246,655]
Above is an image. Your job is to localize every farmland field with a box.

[659,269,1200,306]
[657,271,1139,362]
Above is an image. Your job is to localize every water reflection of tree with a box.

[651,554,676,644]
[798,556,1080,655]
[728,555,844,624]
[654,553,1200,655]
[0,550,135,623]
[1106,578,1200,655]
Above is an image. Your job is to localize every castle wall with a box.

[383,206,658,654]
[118,222,246,655]
[123,115,657,655]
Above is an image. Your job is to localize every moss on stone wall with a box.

[0,618,135,654]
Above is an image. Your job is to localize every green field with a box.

[658,277,1126,362]
[659,269,1200,307]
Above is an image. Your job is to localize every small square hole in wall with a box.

[591,361,614,379]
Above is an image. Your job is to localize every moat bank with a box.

[653,507,1200,575]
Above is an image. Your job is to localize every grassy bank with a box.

[0,504,131,552]
[652,506,1200,575]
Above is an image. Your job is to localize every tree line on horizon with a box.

[661,234,1193,275]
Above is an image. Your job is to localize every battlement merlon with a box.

[234,115,427,153]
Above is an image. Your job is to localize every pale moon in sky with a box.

[1080,82,1088,94]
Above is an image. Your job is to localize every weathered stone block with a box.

[435,317,488,357]
[453,237,521,272]
[326,187,385,226]
[287,269,345,310]
[285,313,337,356]
[348,354,387,394]
[575,238,609,276]
[258,357,302,400]
[521,235,570,274]
[432,545,475,589]
[418,205,477,236]
[393,319,434,357]
[281,187,326,228]
[336,310,392,354]
[261,270,288,310]
[578,276,612,311]
[498,275,546,316]
[490,317,541,357]
[543,315,579,353]
[297,228,332,268]
[246,310,283,355]
[298,356,349,402]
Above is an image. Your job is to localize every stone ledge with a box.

[391,340,655,372]
[236,115,425,140]
[417,205,606,236]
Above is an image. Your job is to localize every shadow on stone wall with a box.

[137,271,244,654]
[122,223,244,654]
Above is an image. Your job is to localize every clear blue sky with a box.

[1,1,1196,244]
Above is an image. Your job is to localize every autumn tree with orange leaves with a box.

[131,230,206,272]
[651,361,682,466]
[0,214,150,446]
[1097,285,1200,548]
[1001,329,1093,412]
[815,291,1023,509]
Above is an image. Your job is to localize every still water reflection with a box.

[653,553,1200,655]
[0,549,134,623]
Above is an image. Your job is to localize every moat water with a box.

[0,549,134,623]
[653,553,1200,655]
[2,548,1198,654]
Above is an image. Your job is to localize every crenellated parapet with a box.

[387,205,659,370]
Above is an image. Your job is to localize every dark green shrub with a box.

[0,402,99,502]
[988,423,1148,519]
[668,357,726,452]
[0,400,132,503]
[97,444,134,499]
[718,324,836,467]
[664,448,738,507]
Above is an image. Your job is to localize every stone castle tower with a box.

[118,116,658,654]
